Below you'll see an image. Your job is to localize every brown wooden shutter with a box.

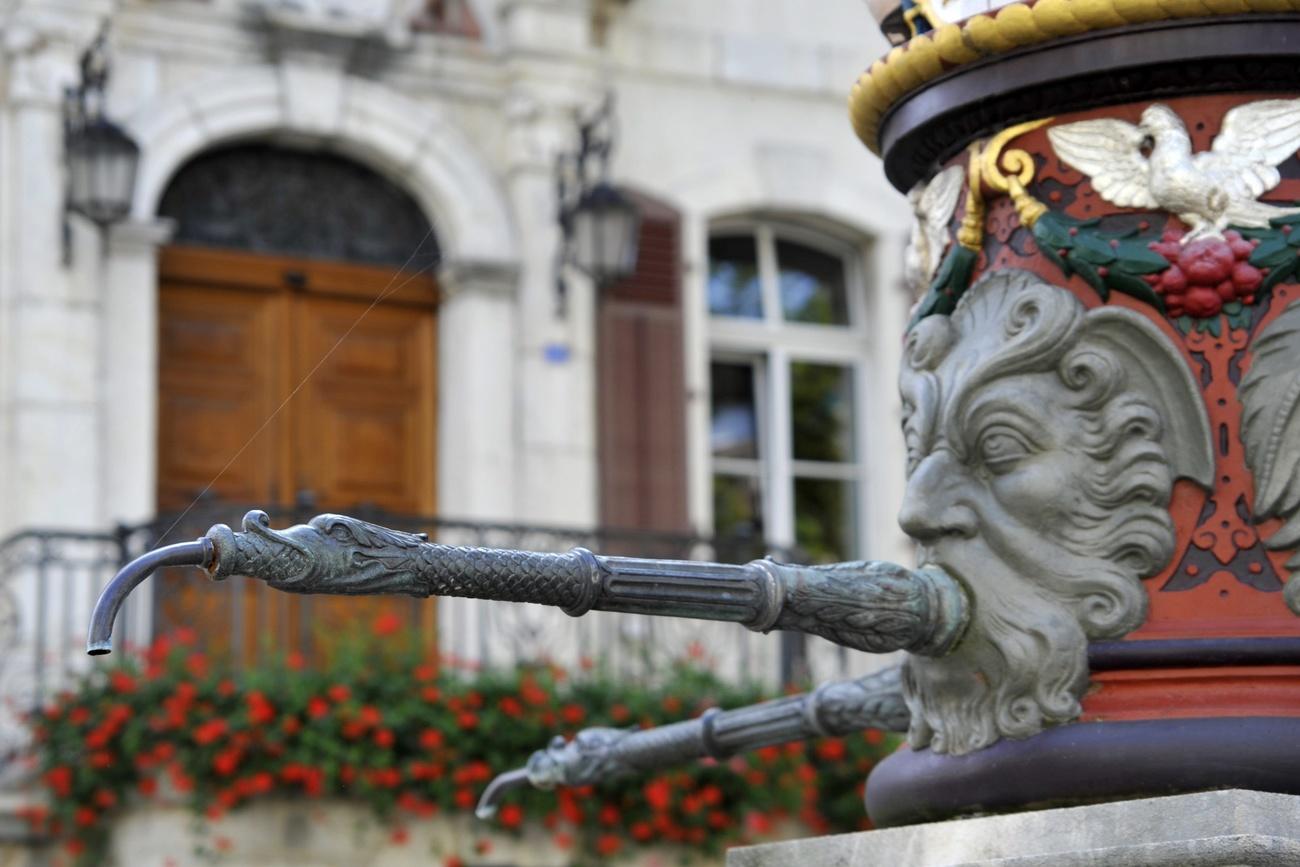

[596,192,689,533]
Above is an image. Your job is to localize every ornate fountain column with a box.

[847,0,1300,830]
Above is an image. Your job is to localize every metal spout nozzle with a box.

[474,768,531,820]
[86,539,214,655]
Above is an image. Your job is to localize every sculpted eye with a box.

[977,426,1035,473]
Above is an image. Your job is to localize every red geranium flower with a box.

[644,778,672,811]
[371,611,403,637]
[247,691,276,726]
[498,804,523,829]
[44,766,72,798]
[815,738,846,761]
[193,719,228,745]
[109,670,137,694]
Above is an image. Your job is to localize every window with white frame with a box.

[706,222,869,564]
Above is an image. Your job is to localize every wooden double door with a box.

[154,245,438,662]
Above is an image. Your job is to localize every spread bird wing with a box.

[1201,99,1300,203]
[1047,119,1158,209]
[918,164,965,272]
[1212,98,1300,169]
[1240,299,1300,572]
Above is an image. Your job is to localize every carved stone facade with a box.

[899,269,1212,755]
[855,7,1300,824]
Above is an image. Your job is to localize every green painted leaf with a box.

[1262,258,1300,292]
[1207,316,1222,337]
[1105,270,1164,311]
[1269,211,1300,227]
[1038,242,1067,272]
[1071,233,1119,265]
[1251,236,1294,269]
[908,246,978,328]
[1113,241,1170,274]
[1033,214,1074,251]
[1068,256,1106,296]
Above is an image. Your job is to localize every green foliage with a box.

[909,245,978,327]
[1246,215,1300,293]
[1032,213,1167,310]
[26,628,898,865]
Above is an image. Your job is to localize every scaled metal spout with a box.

[86,539,214,655]
[88,509,970,659]
[476,666,910,817]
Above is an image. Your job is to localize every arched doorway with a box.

[153,144,439,663]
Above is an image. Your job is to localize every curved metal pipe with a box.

[86,539,213,656]
[474,768,530,820]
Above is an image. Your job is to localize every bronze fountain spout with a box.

[88,509,969,659]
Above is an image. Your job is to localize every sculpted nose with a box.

[898,451,977,543]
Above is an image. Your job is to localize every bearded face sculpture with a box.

[897,271,1214,755]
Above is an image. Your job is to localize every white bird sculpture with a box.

[904,164,965,297]
[1047,100,1300,241]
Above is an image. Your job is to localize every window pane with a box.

[711,361,759,458]
[795,478,856,563]
[708,234,763,319]
[713,474,765,561]
[790,362,855,463]
[777,240,849,325]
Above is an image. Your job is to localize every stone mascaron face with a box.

[894,270,1213,755]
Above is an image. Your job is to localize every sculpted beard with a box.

[900,304,1175,757]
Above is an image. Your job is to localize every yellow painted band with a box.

[850,1,1297,154]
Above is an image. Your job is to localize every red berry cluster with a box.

[1146,229,1263,318]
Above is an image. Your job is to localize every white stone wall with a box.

[109,800,725,867]
[0,0,912,686]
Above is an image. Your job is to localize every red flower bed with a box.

[27,626,896,865]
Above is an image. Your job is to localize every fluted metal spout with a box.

[88,510,970,659]
[87,538,214,655]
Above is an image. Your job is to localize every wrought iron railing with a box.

[0,502,877,771]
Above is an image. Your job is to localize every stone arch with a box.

[126,66,518,272]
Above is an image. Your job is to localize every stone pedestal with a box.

[727,790,1300,867]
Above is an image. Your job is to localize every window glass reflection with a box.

[710,361,759,459]
[777,239,849,325]
[794,478,856,563]
[708,234,763,319]
[713,474,765,560]
[790,362,855,463]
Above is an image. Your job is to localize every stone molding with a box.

[125,67,519,272]
[729,789,1300,867]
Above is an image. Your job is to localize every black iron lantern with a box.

[572,181,640,286]
[64,26,140,231]
[555,96,640,313]
[66,118,140,227]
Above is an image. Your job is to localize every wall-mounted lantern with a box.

[554,95,640,314]
[64,27,140,233]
